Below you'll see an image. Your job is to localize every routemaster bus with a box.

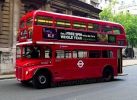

[16,10,127,89]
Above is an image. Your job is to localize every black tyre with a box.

[32,72,50,89]
[21,80,30,86]
[103,68,114,82]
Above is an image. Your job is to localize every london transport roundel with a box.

[77,60,84,68]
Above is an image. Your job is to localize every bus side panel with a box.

[82,58,102,78]
[33,26,43,41]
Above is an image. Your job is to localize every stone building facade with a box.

[0,0,101,74]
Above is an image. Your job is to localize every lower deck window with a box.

[102,50,113,58]
[56,50,72,58]
[45,49,52,58]
[65,51,71,58]
[55,49,113,59]
[89,50,113,58]
[56,50,65,58]
[73,50,88,58]
[89,50,101,58]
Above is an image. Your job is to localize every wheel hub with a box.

[39,75,47,84]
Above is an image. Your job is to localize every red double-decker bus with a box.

[16,10,127,89]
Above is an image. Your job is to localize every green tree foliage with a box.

[99,1,137,47]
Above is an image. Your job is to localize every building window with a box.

[24,4,38,13]
[51,7,66,14]
[79,0,86,3]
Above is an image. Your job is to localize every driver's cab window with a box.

[23,46,40,58]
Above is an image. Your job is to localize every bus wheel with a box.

[21,80,30,86]
[103,68,114,82]
[32,72,50,89]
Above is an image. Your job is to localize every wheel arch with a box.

[33,68,53,82]
[102,65,114,81]
[103,65,114,75]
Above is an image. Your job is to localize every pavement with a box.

[123,59,137,66]
[0,59,137,80]
[0,74,15,80]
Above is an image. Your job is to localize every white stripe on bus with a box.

[16,41,126,48]
[16,41,32,46]
[36,41,126,48]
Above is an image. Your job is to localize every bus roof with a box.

[33,10,123,27]
[21,10,124,28]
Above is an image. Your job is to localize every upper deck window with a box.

[26,18,33,27]
[101,25,113,34]
[113,27,122,34]
[20,21,25,28]
[108,35,116,43]
[73,22,86,30]
[35,16,53,26]
[88,23,100,31]
[56,19,71,28]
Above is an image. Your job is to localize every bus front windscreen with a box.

[16,46,40,59]
[16,45,52,59]
[23,46,40,58]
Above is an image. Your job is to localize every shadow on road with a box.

[17,78,126,89]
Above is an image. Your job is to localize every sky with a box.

[119,0,137,5]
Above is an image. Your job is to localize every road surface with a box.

[0,65,137,100]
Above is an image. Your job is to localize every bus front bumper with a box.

[118,73,128,76]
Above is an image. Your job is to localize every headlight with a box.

[25,71,29,75]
